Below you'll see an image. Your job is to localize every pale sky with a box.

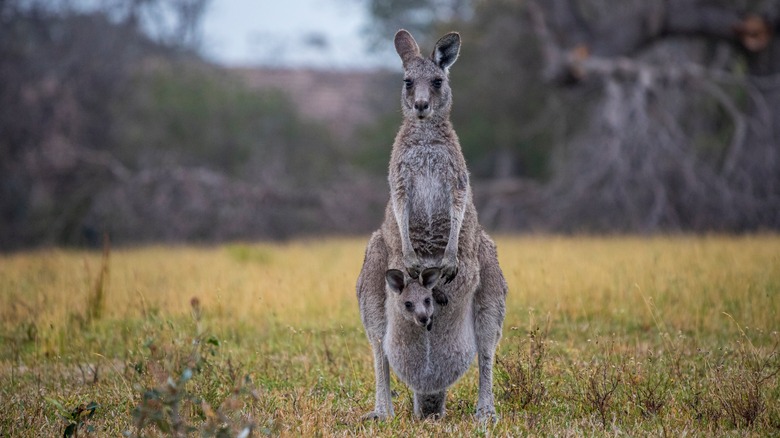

[201,0,396,69]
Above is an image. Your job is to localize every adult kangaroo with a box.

[357,29,508,422]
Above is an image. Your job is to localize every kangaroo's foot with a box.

[361,410,393,421]
[414,390,446,420]
[475,403,498,423]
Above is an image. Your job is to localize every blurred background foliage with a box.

[113,65,338,185]
[1,0,779,249]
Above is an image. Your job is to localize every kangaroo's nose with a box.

[417,315,429,326]
[414,100,429,112]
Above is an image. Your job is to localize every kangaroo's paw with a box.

[403,253,423,279]
[440,254,459,284]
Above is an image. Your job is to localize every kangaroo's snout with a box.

[413,85,432,118]
[414,100,431,118]
[416,314,429,327]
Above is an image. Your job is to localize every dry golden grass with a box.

[1,239,365,336]
[504,235,779,337]
[1,235,779,436]
[4,236,777,335]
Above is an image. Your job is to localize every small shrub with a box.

[568,340,624,429]
[625,353,671,418]
[125,298,260,437]
[46,399,98,438]
[680,360,723,427]
[497,325,549,411]
[711,336,780,428]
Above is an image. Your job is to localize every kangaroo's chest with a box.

[410,160,450,218]
[399,144,455,244]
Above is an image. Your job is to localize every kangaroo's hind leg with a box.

[473,231,508,422]
[357,231,394,420]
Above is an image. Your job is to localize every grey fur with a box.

[357,29,508,422]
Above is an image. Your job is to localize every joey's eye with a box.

[424,298,431,306]
[403,79,413,90]
[404,301,414,311]
[432,78,443,89]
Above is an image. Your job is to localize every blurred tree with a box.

[0,0,210,247]
[0,0,376,248]
[449,0,561,181]
[0,1,155,247]
[112,65,338,187]
[527,0,780,231]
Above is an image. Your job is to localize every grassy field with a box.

[1,235,779,436]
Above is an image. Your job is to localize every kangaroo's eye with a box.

[432,78,443,89]
[403,79,413,90]
[424,298,431,306]
[404,301,414,310]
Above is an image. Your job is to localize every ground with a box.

[1,236,778,436]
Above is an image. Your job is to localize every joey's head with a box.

[394,29,460,122]
[386,267,442,330]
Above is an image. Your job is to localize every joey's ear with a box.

[385,269,406,294]
[394,29,420,67]
[431,32,460,71]
[420,267,442,289]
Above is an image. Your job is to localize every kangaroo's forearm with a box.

[445,182,468,256]
[391,192,415,257]
[445,214,463,256]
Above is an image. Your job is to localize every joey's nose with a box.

[414,100,429,112]
[417,315,429,326]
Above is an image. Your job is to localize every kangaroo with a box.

[357,29,508,422]
[382,263,478,419]
[385,267,441,332]
[383,29,474,284]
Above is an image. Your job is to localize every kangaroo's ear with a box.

[431,32,460,71]
[394,29,420,67]
[420,267,442,289]
[385,269,406,294]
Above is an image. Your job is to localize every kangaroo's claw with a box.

[441,262,458,284]
[432,287,448,306]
